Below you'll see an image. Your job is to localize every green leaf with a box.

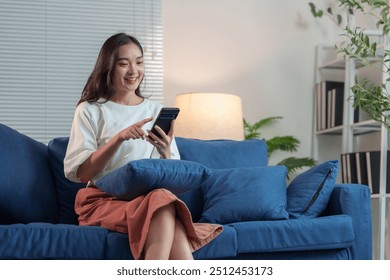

[337,14,343,25]
[277,157,317,175]
[309,2,324,17]
[244,115,315,175]
[243,117,283,140]
[267,136,300,156]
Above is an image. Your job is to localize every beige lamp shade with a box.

[174,92,244,140]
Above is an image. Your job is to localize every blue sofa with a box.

[0,123,372,259]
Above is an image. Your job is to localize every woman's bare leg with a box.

[169,218,194,260]
[143,204,176,260]
[143,203,194,260]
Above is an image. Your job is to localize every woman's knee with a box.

[152,203,176,224]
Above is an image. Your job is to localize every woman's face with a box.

[112,42,144,96]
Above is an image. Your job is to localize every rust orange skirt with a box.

[74,186,223,259]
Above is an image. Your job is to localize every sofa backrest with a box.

[0,123,58,224]
[47,137,86,224]
[175,137,268,168]
[46,136,269,224]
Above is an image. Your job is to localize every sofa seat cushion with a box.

[193,224,238,259]
[0,223,108,259]
[230,215,354,254]
[105,231,134,260]
[105,224,238,260]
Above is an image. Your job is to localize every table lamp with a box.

[174,92,244,140]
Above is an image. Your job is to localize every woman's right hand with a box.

[76,117,153,182]
[118,117,153,141]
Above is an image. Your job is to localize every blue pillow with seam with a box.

[175,137,269,222]
[95,159,212,201]
[287,160,338,219]
[199,165,289,224]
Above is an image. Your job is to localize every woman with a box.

[64,33,222,260]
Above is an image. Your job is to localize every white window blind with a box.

[0,0,163,144]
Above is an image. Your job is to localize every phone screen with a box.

[149,107,180,138]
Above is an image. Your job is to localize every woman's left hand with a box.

[146,120,175,159]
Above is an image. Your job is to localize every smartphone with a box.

[149,107,180,139]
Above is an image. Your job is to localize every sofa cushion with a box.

[287,160,338,219]
[231,214,354,254]
[178,185,205,222]
[106,231,134,260]
[193,224,238,259]
[176,137,269,222]
[48,137,86,224]
[0,223,108,259]
[105,224,238,260]
[175,137,268,168]
[0,124,58,224]
[199,165,289,224]
[95,159,212,201]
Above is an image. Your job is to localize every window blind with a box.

[0,0,163,144]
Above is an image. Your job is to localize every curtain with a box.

[0,0,163,143]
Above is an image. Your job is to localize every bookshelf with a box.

[312,35,389,259]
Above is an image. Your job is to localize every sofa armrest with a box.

[323,183,372,259]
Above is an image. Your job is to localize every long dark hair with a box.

[77,33,144,105]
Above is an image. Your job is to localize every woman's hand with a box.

[146,120,175,159]
[118,117,153,141]
[76,117,154,182]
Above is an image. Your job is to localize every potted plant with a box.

[309,0,390,128]
[244,116,316,176]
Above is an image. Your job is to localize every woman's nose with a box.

[128,63,138,73]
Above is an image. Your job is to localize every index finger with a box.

[136,117,153,127]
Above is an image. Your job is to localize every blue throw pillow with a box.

[199,165,289,224]
[95,159,212,200]
[175,137,269,222]
[287,160,338,219]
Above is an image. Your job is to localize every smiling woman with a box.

[63,32,223,260]
[0,0,163,144]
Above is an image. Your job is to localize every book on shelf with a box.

[341,152,357,184]
[354,106,371,123]
[315,81,344,131]
[356,152,368,186]
[341,151,390,194]
[332,87,344,127]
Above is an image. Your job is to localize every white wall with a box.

[162,0,339,164]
